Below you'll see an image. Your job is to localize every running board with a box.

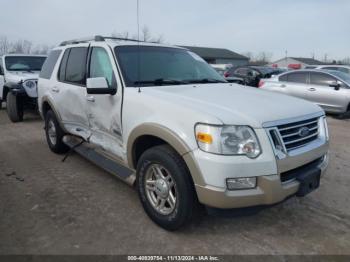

[63,136,136,186]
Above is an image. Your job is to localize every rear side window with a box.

[40,50,62,79]
[310,72,336,86]
[58,49,70,82]
[64,47,88,85]
[279,74,288,81]
[281,72,308,84]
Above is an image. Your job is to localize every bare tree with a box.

[11,40,25,53]
[22,40,32,54]
[0,36,10,56]
[111,26,165,43]
[141,26,151,42]
[255,52,273,63]
[31,44,51,55]
[242,52,253,60]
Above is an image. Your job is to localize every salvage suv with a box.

[37,36,329,230]
[0,54,46,122]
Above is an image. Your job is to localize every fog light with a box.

[226,177,257,190]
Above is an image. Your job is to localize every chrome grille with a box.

[276,117,319,151]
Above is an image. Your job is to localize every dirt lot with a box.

[0,109,349,255]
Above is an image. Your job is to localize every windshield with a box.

[328,70,350,84]
[114,46,226,87]
[5,56,46,71]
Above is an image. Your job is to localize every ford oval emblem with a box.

[298,127,310,137]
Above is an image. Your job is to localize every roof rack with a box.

[59,35,147,46]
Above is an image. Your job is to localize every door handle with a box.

[280,84,286,88]
[86,95,95,102]
[51,87,60,93]
[308,88,316,91]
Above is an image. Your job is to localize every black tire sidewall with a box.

[137,146,195,230]
[45,110,69,154]
[6,92,23,122]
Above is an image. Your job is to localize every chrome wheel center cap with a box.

[155,179,169,198]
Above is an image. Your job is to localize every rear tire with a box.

[6,92,23,122]
[45,110,69,154]
[136,145,198,231]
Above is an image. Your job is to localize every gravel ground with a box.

[0,109,349,255]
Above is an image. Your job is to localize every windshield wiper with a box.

[185,78,227,84]
[134,78,186,86]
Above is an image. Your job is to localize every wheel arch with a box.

[127,123,205,186]
[2,85,9,101]
[40,96,67,132]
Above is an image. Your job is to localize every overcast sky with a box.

[1,0,349,61]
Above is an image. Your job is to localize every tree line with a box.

[0,36,53,56]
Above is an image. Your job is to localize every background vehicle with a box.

[224,66,281,87]
[305,65,350,74]
[38,36,329,230]
[210,64,244,84]
[260,69,350,115]
[0,54,46,122]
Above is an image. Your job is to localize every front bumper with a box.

[186,119,329,209]
[195,153,328,209]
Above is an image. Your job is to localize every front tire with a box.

[6,92,23,122]
[136,145,198,231]
[45,110,69,154]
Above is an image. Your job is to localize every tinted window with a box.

[0,59,3,75]
[115,46,224,87]
[285,72,308,84]
[323,67,338,71]
[335,67,349,74]
[40,50,62,79]
[58,49,70,82]
[89,47,116,88]
[279,74,288,81]
[235,68,248,76]
[65,47,88,85]
[310,73,336,86]
[5,56,46,71]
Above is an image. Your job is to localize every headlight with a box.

[322,117,329,141]
[195,124,261,158]
[22,80,36,89]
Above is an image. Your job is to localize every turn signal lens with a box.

[196,132,213,144]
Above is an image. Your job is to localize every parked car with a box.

[0,54,46,122]
[259,69,350,115]
[38,36,329,230]
[210,64,232,76]
[304,65,350,74]
[224,66,279,87]
[210,64,244,84]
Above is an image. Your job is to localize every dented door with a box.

[55,46,91,139]
[85,45,124,158]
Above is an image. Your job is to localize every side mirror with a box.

[86,77,116,95]
[329,81,341,91]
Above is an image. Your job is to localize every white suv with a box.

[0,54,46,122]
[38,36,329,230]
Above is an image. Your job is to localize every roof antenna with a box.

[137,0,141,93]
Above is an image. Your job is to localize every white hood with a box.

[144,83,324,128]
[5,71,40,83]
[5,71,40,98]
